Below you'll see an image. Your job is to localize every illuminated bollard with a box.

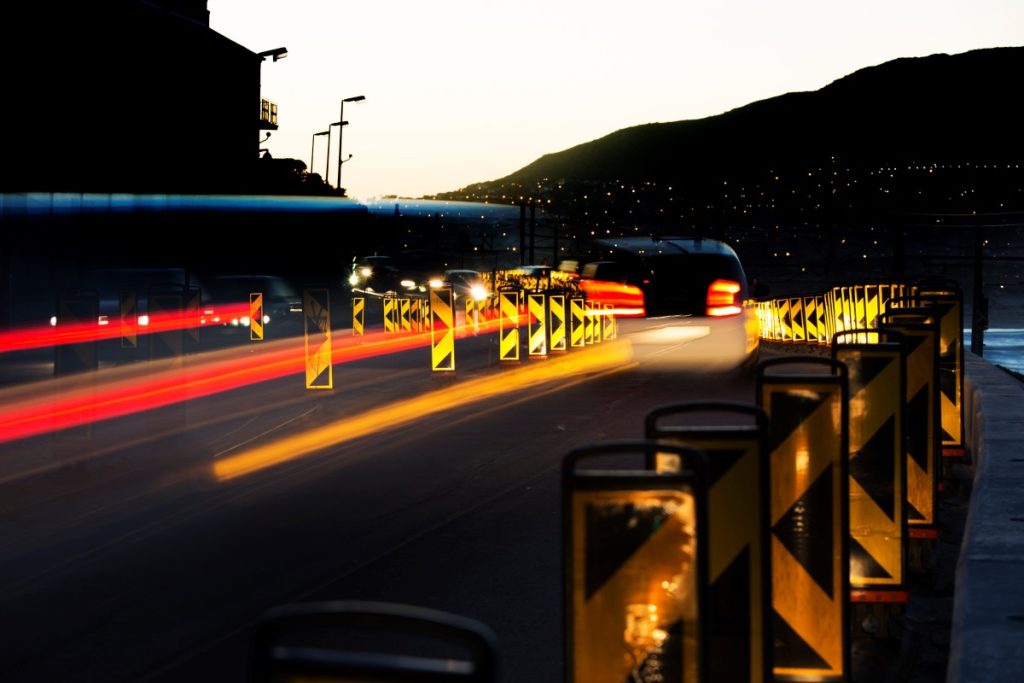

[757,357,850,682]
[527,292,547,358]
[303,288,332,390]
[879,307,940,552]
[570,298,586,348]
[430,287,455,372]
[249,292,264,341]
[498,290,520,362]
[833,330,909,632]
[351,296,364,337]
[383,296,397,335]
[914,281,965,459]
[646,402,771,683]
[563,441,709,683]
[549,293,567,352]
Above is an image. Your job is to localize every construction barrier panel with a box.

[879,308,939,534]
[149,287,184,359]
[185,286,201,346]
[832,331,907,599]
[528,293,547,357]
[549,294,567,352]
[790,298,805,343]
[646,402,771,683]
[399,297,411,333]
[498,290,520,362]
[250,292,264,341]
[120,289,137,349]
[430,287,455,372]
[304,289,333,390]
[603,303,615,341]
[54,293,99,376]
[757,357,849,682]
[570,298,586,348]
[915,281,965,457]
[251,601,498,683]
[564,441,709,683]
[584,301,595,345]
[351,297,364,337]
[383,296,397,335]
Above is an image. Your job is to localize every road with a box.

[0,319,759,682]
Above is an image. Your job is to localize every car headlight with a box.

[428,278,444,289]
[360,267,372,278]
[400,279,416,288]
[348,273,360,286]
[470,284,488,301]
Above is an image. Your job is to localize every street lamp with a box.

[325,121,348,186]
[310,130,329,180]
[337,95,365,190]
[257,47,288,62]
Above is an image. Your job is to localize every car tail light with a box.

[706,279,742,317]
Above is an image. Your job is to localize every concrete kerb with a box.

[947,353,1024,683]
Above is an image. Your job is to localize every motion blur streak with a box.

[579,280,646,317]
[212,340,636,482]
[0,313,527,445]
[0,303,251,353]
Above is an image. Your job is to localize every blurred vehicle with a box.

[348,255,401,296]
[203,274,303,337]
[582,236,759,369]
[443,269,489,303]
[49,267,200,330]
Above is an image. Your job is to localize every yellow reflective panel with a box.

[528,293,547,357]
[430,287,455,372]
[250,292,264,341]
[351,297,364,337]
[303,289,332,390]
[571,488,699,683]
[549,295,567,351]
[499,291,520,361]
[570,298,586,348]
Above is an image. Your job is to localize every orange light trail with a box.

[0,312,525,445]
[579,280,646,317]
[212,340,635,482]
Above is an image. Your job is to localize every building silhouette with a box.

[4,1,268,193]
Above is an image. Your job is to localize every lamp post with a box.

[336,95,365,191]
[310,130,329,180]
[257,48,287,159]
[325,121,348,187]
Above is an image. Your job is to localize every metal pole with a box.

[325,127,332,185]
[336,100,345,190]
[529,202,536,265]
[519,204,526,266]
[310,134,316,179]
[971,225,986,356]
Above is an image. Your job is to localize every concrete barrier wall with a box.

[947,353,1024,682]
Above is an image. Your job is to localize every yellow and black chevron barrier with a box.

[570,298,585,348]
[351,296,364,337]
[647,402,772,683]
[499,290,520,362]
[149,290,184,359]
[603,303,615,341]
[790,298,805,342]
[528,293,547,357]
[879,308,940,537]
[583,301,595,345]
[55,294,100,375]
[915,282,965,458]
[430,287,455,372]
[119,289,137,349]
[564,441,709,683]
[399,297,411,333]
[757,357,849,681]
[549,294,567,352]
[303,288,332,390]
[250,292,264,341]
[383,296,397,335]
[833,330,908,602]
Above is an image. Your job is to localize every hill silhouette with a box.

[470,47,1023,189]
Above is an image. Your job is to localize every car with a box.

[202,274,303,338]
[348,255,401,296]
[443,269,489,303]
[581,236,759,370]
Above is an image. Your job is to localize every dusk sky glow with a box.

[210,1,1023,201]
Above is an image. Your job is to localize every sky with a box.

[209,1,1023,202]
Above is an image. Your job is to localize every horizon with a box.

[209,1,1023,201]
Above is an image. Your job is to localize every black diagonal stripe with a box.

[903,331,926,354]
[310,366,330,387]
[584,500,672,600]
[907,385,930,470]
[907,499,925,521]
[772,463,835,599]
[632,619,683,683]
[767,391,829,455]
[773,609,831,670]
[711,546,751,683]
[434,351,452,369]
[850,536,893,579]
[847,354,894,391]
[851,414,896,520]
[707,448,747,487]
